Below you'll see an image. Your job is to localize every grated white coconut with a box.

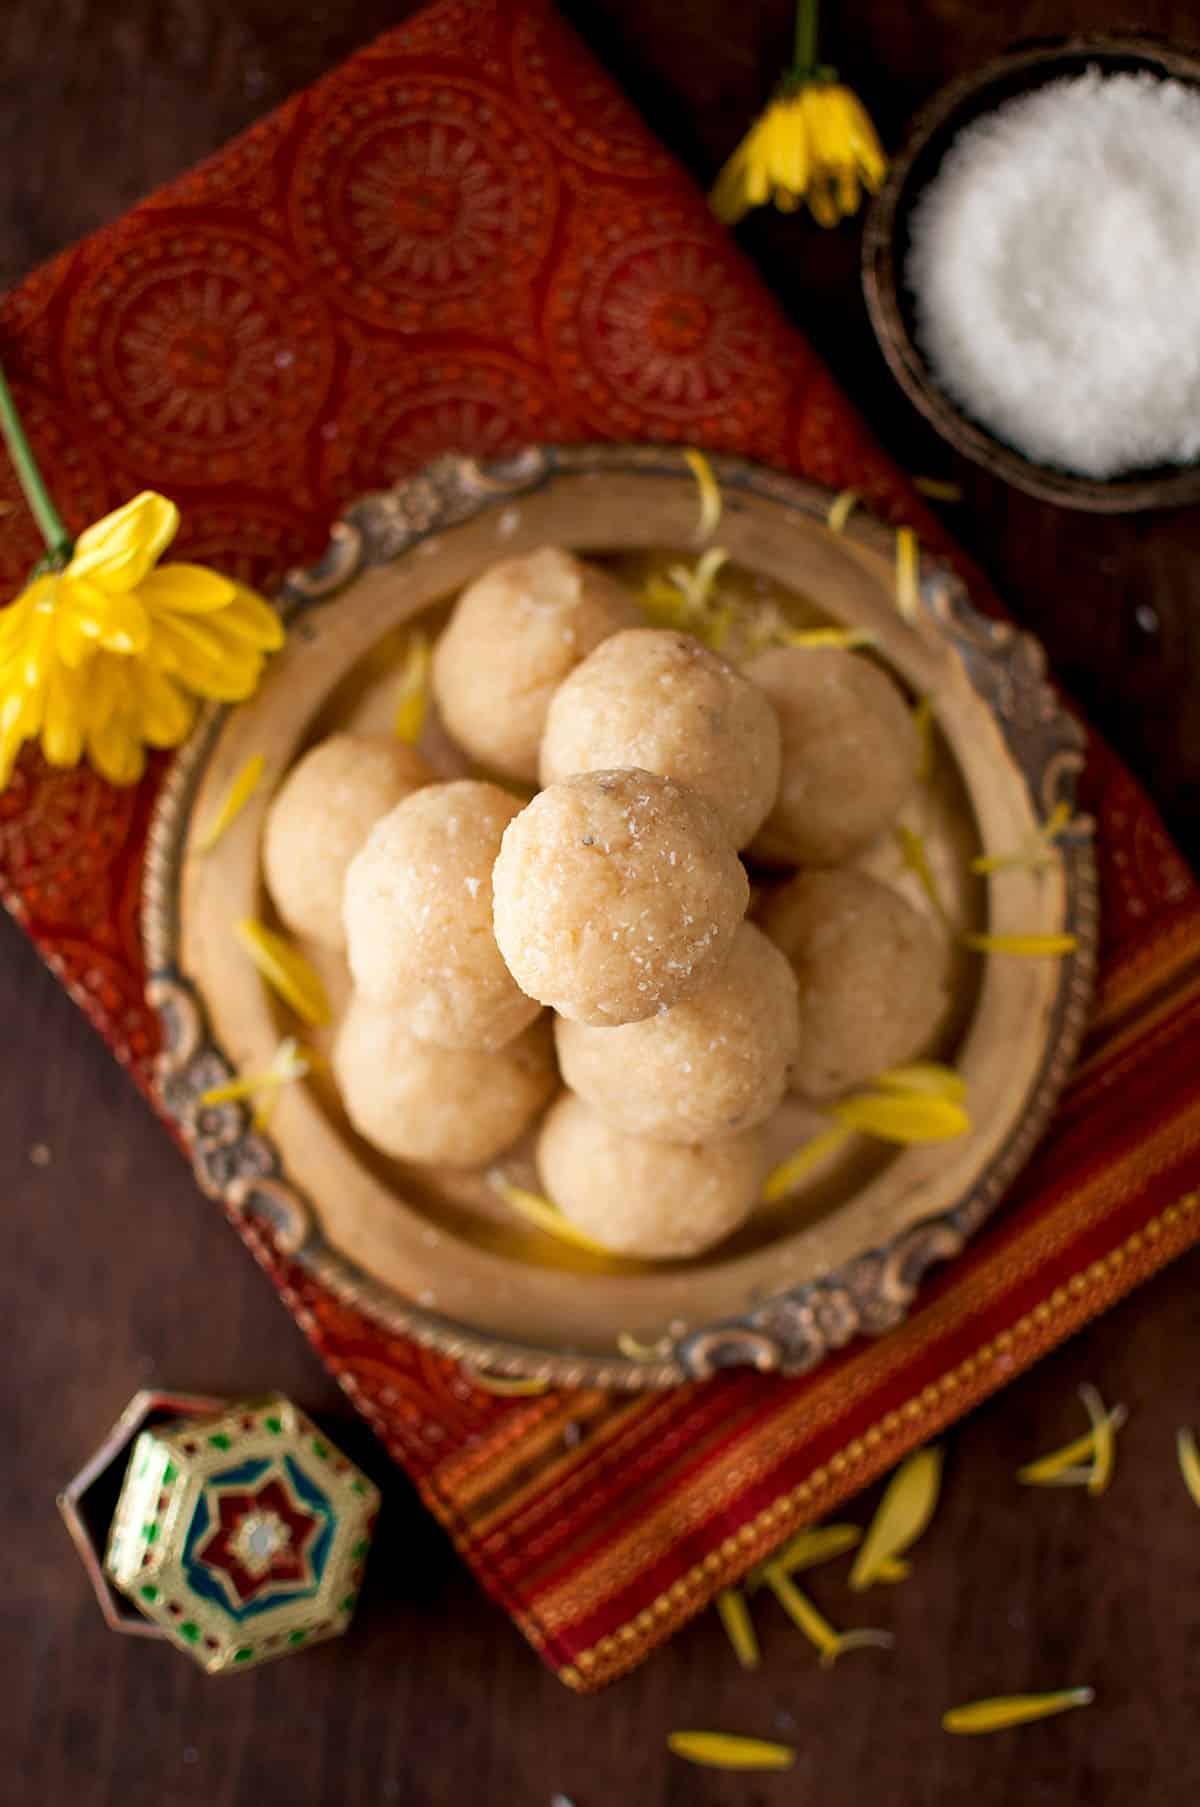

[907,71,1200,478]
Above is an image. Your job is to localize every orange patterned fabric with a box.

[2,0,1199,1689]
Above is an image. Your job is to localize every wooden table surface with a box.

[3,3,1199,1804]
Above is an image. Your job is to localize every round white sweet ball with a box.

[492,768,749,1026]
[262,733,434,950]
[759,867,951,1099]
[333,998,556,1167]
[537,1090,764,1259]
[431,547,639,781]
[747,647,919,866]
[539,627,782,848]
[344,778,540,1051]
[554,922,798,1143]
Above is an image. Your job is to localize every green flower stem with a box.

[0,362,73,566]
[793,0,819,76]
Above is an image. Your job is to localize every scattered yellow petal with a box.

[913,695,934,781]
[667,1732,795,1772]
[747,1523,861,1589]
[831,1091,969,1144]
[895,526,921,624]
[715,1588,760,1670]
[198,1037,315,1108]
[1176,1427,1200,1509]
[616,1330,673,1361]
[872,1556,912,1583]
[469,1372,551,1397]
[873,1061,966,1102]
[1079,1384,1118,1495]
[766,1571,893,1667]
[488,1171,610,1255]
[826,489,860,534]
[896,824,948,925]
[942,1688,1094,1735]
[234,919,331,1026]
[684,449,722,541]
[195,754,265,853]
[1018,1403,1128,1487]
[393,630,430,744]
[761,1125,852,1202]
[913,476,963,502]
[972,802,1075,874]
[963,932,1078,957]
[778,626,875,650]
[850,1446,943,1590]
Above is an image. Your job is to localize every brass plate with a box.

[143,445,1097,1390]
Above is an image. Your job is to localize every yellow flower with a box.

[712,79,886,228]
[0,492,283,789]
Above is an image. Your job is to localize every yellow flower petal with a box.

[68,491,179,591]
[872,1556,912,1583]
[41,663,88,768]
[896,823,949,924]
[715,1587,760,1670]
[87,711,146,787]
[467,1372,551,1398]
[914,476,962,502]
[895,526,921,624]
[131,662,198,749]
[1176,1426,1200,1509]
[1017,1403,1127,1487]
[215,585,286,650]
[667,1733,795,1772]
[850,1446,943,1589]
[63,575,152,656]
[150,612,264,701]
[779,626,874,650]
[963,932,1078,957]
[873,1061,966,1102]
[826,488,860,533]
[942,1689,1094,1735]
[488,1170,610,1255]
[1078,1383,1118,1495]
[761,1125,852,1202]
[136,562,238,615]
[838,88,889,191]
[393,631,431,744]
[913,695,934,781]
[832,1090,969,1143]
[234,918,331,1026]
[195,754,266,854]
[747,1523,861,1590]
[766,1570,892,1667]
[683,449,722,540]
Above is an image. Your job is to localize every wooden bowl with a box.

[142,445,1097,1390]
[863,33,1200,513]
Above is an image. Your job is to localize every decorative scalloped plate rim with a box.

[142,445,1098,1391]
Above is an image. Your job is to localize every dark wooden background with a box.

[2,4,1198,1804]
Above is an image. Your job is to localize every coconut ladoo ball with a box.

[760,867,951,1101]
[492,769,749,1027]
[747,646,920,866]
[555,922,799,1144]
[539,628,782,849]
[344,778,540,1051]
[431,547,639,782]
[537,1091,764,1259]
[262,733,434,951]
[333,998,556,1167]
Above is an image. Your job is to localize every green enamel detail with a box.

[139,1584,159,1602]
[143,1523,159,1543]
[233,1648,254,1664]
[350,1479,367,1496]
[288,1630,307,1646]
[162,1461,177,1483]
[351,1540,369,1560]
[207,1432,232,1451]
[265,1416,283,1434]
[180,1622,200,1643]
[339,1594,357,1614]
[312,1438,329,1460]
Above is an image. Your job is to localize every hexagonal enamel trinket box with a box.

[103,1392,379,1674]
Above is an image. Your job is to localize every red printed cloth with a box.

[2,0,1198,1690]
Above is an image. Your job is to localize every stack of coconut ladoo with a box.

[261,545,950,1261]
